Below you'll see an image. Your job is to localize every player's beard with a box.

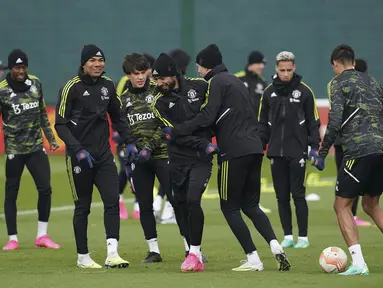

[157,79,176,94]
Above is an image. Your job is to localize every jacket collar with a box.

[126,78,150,94]
[6,73,32,92]
[204,63,228,81]
[272,73,302,96]
[78,67,104,85]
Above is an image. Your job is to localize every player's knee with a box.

[37,187,52,196]
[361,199,376,215]
[4,191,18,202]
[186,189,202,207]
[74,201,91,216]
[276,196,290,203]
[292,192,305,202]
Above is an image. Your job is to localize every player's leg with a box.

[93,155,129,268]
[132,160,162,263]
[241,154,290,271]
[25,149,59,248]
[362,195,383,232]
[271,157,293,247]
[125,164,140,219]
[117,146,129,220]
[170,164,190,252]
[336,146,370,226]
[335,157,370,275]
[66,155,99,268]
[289,157,309,248]
[3,154,25,250]
[155,159,184,233]
[181,161,212,272]
[361,154,383,232]
[219,156,262,271]
[153,185,165,220]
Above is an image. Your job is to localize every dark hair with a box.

[354,58,368,72]
[122,53,150,75]
[330,45,355,65]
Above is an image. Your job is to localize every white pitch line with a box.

[0,199,135,219]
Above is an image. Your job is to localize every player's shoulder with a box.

[62,75,82,88]
[116,75,129,96]
[0,78,9,93]
[28,74,40,83]
[185,77,208,90]
[262,82,274,96]
[234,70,246,81]
[299,81,315,96]
[152,90,165,107]
[101,75,115,87]
[60,75,82,95]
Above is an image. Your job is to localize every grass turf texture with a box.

[0,155,382,288]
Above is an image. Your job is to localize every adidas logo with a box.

[152,70,158,76]
[16,58,23,64]
[169,102,175,108]
[83,90,90,96]
[10,92,17,98]
[96,51,102,56]
[271,92,277,97]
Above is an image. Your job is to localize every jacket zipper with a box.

[281,102,285,157]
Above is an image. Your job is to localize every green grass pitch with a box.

[0,155,382,288]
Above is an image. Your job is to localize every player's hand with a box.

[308,147,319,162]
[205,143,219,155]
[50,143,60,152]
[76,149,95,168]
[312,157,325,171]
[124,144,138,162]
[162,127,174,142]
[137,149,152,163]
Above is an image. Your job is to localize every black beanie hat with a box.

[168,48,190,74]
[8,49,28,69]
[81,44,105,66]
[152,53,177,77]
[248,51,266,65]
[196,44,222,69]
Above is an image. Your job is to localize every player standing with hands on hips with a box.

[55,45,129,269]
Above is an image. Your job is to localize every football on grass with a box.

[319,247,348,273]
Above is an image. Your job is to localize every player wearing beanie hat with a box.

[152,51,216,272]
[0,49,60,251]
[55,44,129,269]
[163,43,290,272]
[235,50,267,125]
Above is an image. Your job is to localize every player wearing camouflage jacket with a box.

[0,74,57,155]
[1,49,59,250]
[120,78,167,159]
[319,69,383,160]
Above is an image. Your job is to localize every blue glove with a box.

[205,143,219,155]
[162,127,174,142]
[76,149,95,168]
[137,149,152,162]
[308,148,319,162]
[112,132,122,145]
[124,144,138,162]
[313,157,325,171]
